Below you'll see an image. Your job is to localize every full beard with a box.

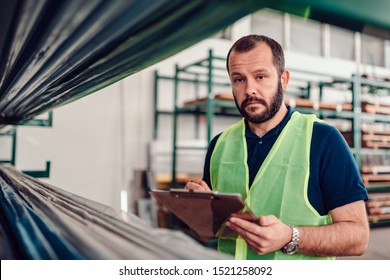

[234,81,284,124]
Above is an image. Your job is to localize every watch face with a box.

[285,243,298,254]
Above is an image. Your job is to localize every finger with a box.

[184,181,210,191]
[258,215,278,226]
[184,181,200,190]
[227,218,264,241]
[191,180,210,191]
[226,220,269,255]
[229,217,260,234]
[245,239,269,255]
[230,212,258,222]
[227,220,262,245]
[198,180,210,190]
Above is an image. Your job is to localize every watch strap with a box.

[282,226,300,254]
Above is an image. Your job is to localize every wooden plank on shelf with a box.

[361,165,390,174]
[367,193,390,201]
[155,173,202,190]
[368,213,390,223]
[214,93,234,100]
[362,102,390,115]
[362,100,390,108]
[363,141,390,149]
[362,134,390,142]
[285,97,352,111]
[362,174,390,184]
[367,190,390,224]
[363,129,390,136]
[285,97,313,108]
[319,102,352,111]
[183,97,208,106]
[366,200,390,208]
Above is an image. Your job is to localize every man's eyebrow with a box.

[252,68,271,74]
[230,69,271,76]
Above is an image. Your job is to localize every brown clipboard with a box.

[150,189,251,238]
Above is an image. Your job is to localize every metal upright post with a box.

[153,70,159,139]
[0,128,17,165]
[11,127,17,165]
[172,65,179,187]
[194,73,200,139]
[207,49,214,143]
[352,74,362,170]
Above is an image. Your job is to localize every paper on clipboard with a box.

[150,189,253,238]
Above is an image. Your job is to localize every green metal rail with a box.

[0,128,17,165]
[0,112,53,178]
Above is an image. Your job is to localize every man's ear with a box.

[281,70,290,91]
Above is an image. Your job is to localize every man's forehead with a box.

[229,44,273,67]
[230,42,271,56]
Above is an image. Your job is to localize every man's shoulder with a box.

[312,120,342,139]
[311,120,351,155]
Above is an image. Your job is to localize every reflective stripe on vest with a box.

[210,111,334,260]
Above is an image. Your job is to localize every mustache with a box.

[241,96,267,109]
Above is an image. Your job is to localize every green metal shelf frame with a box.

[0,128,17,165]
[153,50,239,186]
[171,50,237,186]
[0,112,53,178]
[369,220,390,228]
[366,185,390,192]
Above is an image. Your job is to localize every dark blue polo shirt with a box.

[203,107,368,216]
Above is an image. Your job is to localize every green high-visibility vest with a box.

[210,111,334,260]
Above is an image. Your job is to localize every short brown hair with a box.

[226,34,285,76]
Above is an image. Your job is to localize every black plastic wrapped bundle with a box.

[0,165,231,259]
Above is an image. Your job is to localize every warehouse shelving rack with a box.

[0,112,53,178]
[153,50,390,227]
[153,50,242,187]
[0,128,17,165]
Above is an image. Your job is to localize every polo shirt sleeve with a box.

[311,122,368,213]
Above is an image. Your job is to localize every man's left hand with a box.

[226,214,292,255]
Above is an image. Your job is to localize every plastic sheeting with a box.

[0,165,231,259]
[264,0,390,33]
[1,0,389,125]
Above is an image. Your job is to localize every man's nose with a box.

[245,78,257,95]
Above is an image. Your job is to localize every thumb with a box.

[258,215,279,226]
[199,180,210,190]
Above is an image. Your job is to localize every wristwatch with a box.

[282,226,299,254]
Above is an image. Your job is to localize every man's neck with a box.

[247,104,288,138]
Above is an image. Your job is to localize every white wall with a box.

[15,72,153,208]
[10,14,390,212]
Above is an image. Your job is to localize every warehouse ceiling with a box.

[0,0,389,125]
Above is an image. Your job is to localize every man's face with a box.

[228,43,287,124]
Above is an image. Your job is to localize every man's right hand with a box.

[184,180,211,191]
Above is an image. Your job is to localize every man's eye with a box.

[257,75,265,80]
[234,78,244,83]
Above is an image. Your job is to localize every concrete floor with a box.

[338,227,390,260]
